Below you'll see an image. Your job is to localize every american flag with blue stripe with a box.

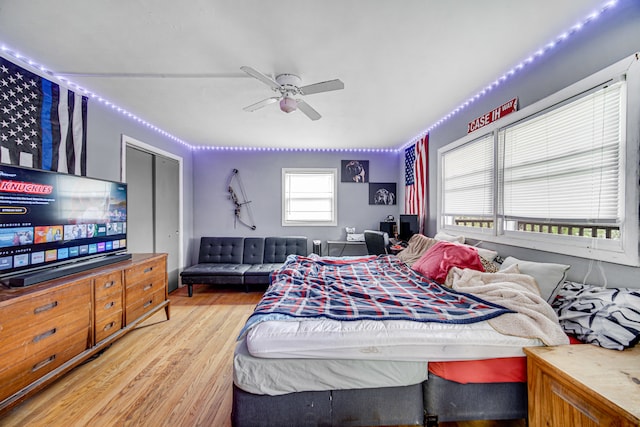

[0,56,87,175]
[404,134,428,234]
[250,255,511,324]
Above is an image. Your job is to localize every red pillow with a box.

[412,240,484,283]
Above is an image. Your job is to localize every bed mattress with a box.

[234,337,429,395]
[245,317,543,361]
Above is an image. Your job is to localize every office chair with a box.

[364,230,390,255]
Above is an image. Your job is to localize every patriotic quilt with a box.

[247,254,512,327]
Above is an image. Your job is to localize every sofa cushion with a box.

[180,263,251,284]
[244,263,283,276]
[243,238,265,264]
[264,237,308,263]
[198,237,244,264]
[244,263,285,285]
[182,263,251,275]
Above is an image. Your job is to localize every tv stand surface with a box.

[6,253,133,287]
[0,253,169,414]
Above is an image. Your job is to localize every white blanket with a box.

[449,267,569,346]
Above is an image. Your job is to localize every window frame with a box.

[282,168,338,227]
[437,54,640,266]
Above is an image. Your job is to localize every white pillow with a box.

[473,246,499,262]
[500,256,570,303]
[434,232,465,244]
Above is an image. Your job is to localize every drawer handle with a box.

[103,321,115,331]
[143,299,153,308]
[551,382,599,422]
[32,355,56,372]
[34,301,58,314]
[103,280,115,289]
[144,266,153,273]
[104,301,115,310]
[143,283,153,291]
[33,328,57,343]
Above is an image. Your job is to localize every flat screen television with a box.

[0,164,129,286]
[398,214,419,242]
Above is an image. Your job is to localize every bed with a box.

[231,236,570,427]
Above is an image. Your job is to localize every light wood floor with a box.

[0,286,525,427]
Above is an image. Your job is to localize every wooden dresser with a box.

[0,253,169,413]
[525,344,640,427]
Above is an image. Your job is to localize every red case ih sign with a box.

[467,98,518,133]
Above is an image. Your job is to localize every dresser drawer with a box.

[125,275,165,304]
[0,280,91,351]
[94,271,123,300]
[125,288,165,325]
[0,328,89,401]
[0,309,90,362]
[124,258,165,289]
[94,294,123,344]
[94,309,123,343]
[94,292,123,319]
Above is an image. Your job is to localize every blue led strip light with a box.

[400,0,619,150]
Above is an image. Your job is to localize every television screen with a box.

[398,214,419,242]
[0,164,127,283]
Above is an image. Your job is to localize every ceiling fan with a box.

[240,66,344,121]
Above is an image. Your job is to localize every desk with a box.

[326,240,367,256]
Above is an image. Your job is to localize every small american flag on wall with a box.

[404,133,428,234]
[0,56,87,175]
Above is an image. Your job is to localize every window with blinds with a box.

[282,168,337,226]
[499,82,623,239]
[441,133,494,230]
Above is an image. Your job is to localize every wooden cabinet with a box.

[0,253,169,413]
[525,345,640,427]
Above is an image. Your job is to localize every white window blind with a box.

[442,133,494,219]
[282,168,337,226]
[499,82,623,224]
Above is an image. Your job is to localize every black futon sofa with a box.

[180,236,308,296]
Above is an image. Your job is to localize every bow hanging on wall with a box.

[227,169,257,230]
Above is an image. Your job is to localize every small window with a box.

[282,168,337,226]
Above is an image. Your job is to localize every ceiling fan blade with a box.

[296,100,321,121]
[240,66,281,90]
[243,97,280,112]
[299,79,344,95]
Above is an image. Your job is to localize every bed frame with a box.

[231,372,527,426]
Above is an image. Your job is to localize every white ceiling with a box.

[0,0,606,150]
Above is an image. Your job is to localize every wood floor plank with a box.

[0,286,524,427]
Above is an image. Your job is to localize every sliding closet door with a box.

[126,145,180,292]
[126,147,154,253]
[153,155,180,292]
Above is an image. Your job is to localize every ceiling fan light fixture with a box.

[279,97,297,113]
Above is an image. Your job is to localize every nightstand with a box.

[524,344,640,427]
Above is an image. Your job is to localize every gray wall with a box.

[414,0,640,288]
[189,150,402,261]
